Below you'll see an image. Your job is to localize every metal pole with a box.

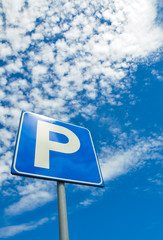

[57,181,69,240]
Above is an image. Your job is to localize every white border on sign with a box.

[13,111,104,186]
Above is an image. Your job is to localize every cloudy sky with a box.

[0,0,163,239]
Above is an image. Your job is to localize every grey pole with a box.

[57,181,69,240]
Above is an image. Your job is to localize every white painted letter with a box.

[34,120,80,169]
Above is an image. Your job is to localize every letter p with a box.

[34,120,80,169]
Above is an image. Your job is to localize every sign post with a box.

[11,111,104,239]
[57,181,69,240]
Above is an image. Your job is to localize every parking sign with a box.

[11,111,104,187]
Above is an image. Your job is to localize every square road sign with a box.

[11,111,104,187]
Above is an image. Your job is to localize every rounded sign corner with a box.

[21,110,28,116]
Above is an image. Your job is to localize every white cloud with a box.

[5,180,57,215]
[5,192,53,215]
[6,28,31,52]
[79,198,96,207]
[0,106,21,128]
[151,69,163,81]
[32,65,48,84]
[5,59,23,73]
[0,150,15,187]
[101,135,163,182]
[0,0,162,126]
[0,217,49,238]
[6,79,29,92]
[0,129,13,147]
[0,43,12,59]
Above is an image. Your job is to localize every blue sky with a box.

[0,0,163,239]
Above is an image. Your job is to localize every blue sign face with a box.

[11,111,104,187]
